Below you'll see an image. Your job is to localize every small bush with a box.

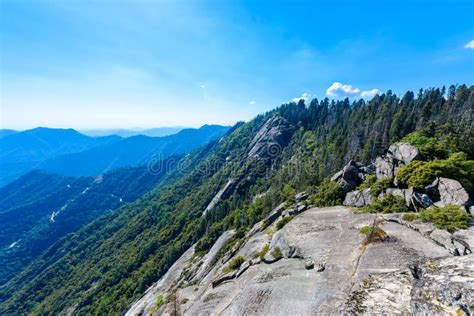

[311,180,343,207]
[402,213,418,222]
[362,195,408,214]
[258,244,269,260]
[227,255,245,270]
[276,216,293,230]
[419,205,469,232]
[271,246,282,260]
[155,294,165,309]
[359,222,387,244]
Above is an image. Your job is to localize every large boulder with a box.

[331,160,367,193]
[343,189,373,207]
[434,177,471,208]
[375,156,400,179]
[388,143,421,164]
[376,143,421,180]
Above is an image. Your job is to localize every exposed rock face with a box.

[331,160,372,193]
[247,115,293,159]
[343,189,373,207]
[436,177,471,207]
[388,142,421,164]
[203,179,238,216]
[411,255,474,315]
[375,143,420,180]
[127,207,473,316]
[346,255,474,315]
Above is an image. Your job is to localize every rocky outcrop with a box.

[346,255,474,315]
[247,115,293,159]
[343,189,373,207]
[375,143,420,180]
[388,142,421,164]
[203,179,238,216]
[435,177,471,207]
[331,160,372,193]
[340,141,472,212]
[128,206,474,315]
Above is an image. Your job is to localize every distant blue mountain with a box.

[0,129,18,139]
[0,125,229,186]
[79,127,185,138]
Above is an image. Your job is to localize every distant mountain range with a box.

[79,127,186,138]
[0,125,229,186]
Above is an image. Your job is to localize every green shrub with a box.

[396,153,474,194]
[418,205,469,232]
[258,244,269,260]
[358,175,393,197]
[155,294,165,310]
[401,131,448,159]
[276,216,293,230]
[271,246,282,260]
[359,223,387,244]
[362,194,408,214]
[402,213,418,222]
[311,180,343,207]
[358,174,377,190]
[227,255,245,270]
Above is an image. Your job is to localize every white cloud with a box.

[201,84,205,88]
[361,88,381,98]
[326,82,360,98]
[465,40,474,49]
[249,100,256,105]
[326,82,380,99]
[292,92,310,103]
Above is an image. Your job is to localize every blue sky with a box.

[1,0,473,130]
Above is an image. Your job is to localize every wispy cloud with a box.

[292,92,311,103]
[249,100,256,105]
[464,40,474,49]
[361,88,381,98]
[326,82,380,99]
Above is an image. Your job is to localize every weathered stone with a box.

[304,259,314,270]
[315,262,326,272]
[375,156,396,179]
[343,189,372,207]
[295,191,308,202]
[295,202,307,213]
[388,142,421,164]
[331,160,365,193]
[429,229,458,255]
[410,255,474,315]
[261,202,287,229]
[436,177,470,207]
[412,192,433,209]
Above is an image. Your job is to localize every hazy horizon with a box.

[1,0,473,130]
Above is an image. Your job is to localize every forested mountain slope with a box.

[0,159,178,285]
[0,85,472,314]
